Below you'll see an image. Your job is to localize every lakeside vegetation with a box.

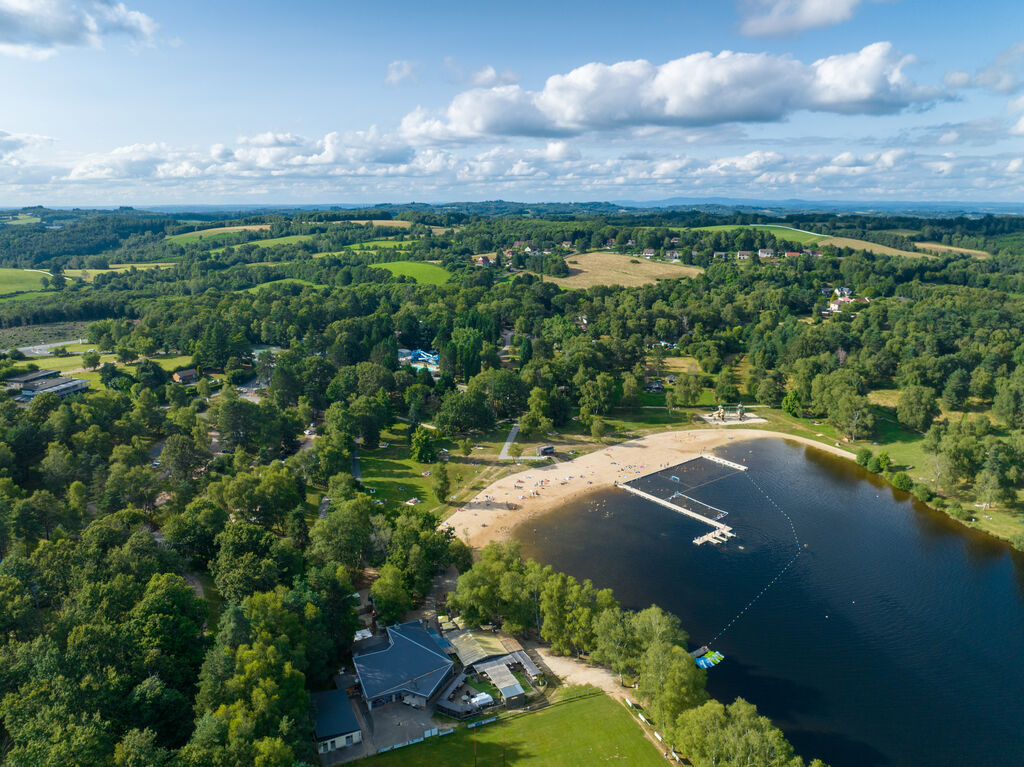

[1,202,1024,764]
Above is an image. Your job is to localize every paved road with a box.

[498,422,547,461]
[18,338,87,355]
[352,449,362,481]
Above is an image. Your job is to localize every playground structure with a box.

[698,403,767,425]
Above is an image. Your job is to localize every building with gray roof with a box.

[353,621,455,710]
[311,689,362,756]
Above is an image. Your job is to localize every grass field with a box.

[65,263,175,282]
[210,234,314,253]
[1,214,41,226]
[166,224,270,243]
[371,261,450,285]
[545,252,702,289]
[0,268,50,295]
[359,687,663,767]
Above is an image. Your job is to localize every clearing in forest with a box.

[371,261,450,285]
[544,251,702,289]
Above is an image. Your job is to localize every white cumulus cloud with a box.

[385,59,416,85]
[0,0,158,59]
[469,65,519,87]
[738,0,867,36]
[400,43,941,141]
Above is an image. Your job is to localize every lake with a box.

[516,438,1024,767]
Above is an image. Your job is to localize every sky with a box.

[1,0,1023,205]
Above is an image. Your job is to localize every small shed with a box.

[536,445,554,456]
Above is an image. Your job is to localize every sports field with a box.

[0,268,50,295]
[545,251,701,289]
[358,688,663,767]
[371,261,450,285]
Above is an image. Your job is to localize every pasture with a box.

[166,224,270,243]
[544,251,702,289]
[359,688,663,767]
[0,268,50,295]
[371,261,450,285]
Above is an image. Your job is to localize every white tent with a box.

[470,692,494,708]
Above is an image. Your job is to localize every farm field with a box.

[0,268,50,295]
[360,688,663,767]
[166,224,270,242]
[818,236,922,258]
[915,241,991,257]
[371,261,450,285]
[545,251,702,288]
[690,223,823,244]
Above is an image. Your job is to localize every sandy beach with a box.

[443,429,854,549]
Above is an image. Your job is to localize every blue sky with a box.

[1,0,1023,204]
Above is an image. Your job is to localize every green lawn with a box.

[370,261,450,285]
[0,268,50,295]
[358,687,663,766]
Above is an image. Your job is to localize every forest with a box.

[1,204,1024,765]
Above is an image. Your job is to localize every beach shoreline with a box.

[443,428,854,549]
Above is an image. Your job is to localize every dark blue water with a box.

[516,439,1024,767]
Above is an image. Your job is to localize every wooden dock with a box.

[702,455,749,472]
[616,482,735,546]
